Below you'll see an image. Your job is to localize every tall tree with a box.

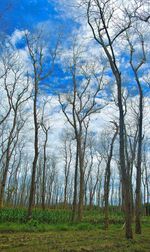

[0,43,30,208]
[126,28,146,234]
[59,42,105,221]
[103,122,118,229]
[86,0,133,238]
[25,32,58,218]
[41,101,50,210]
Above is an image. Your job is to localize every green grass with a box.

[0,207,125,224]
[0,224,150,252]
[0,222,98,232]
[0,207,72,224]
[0,207,150,251]
[0,207,125,227]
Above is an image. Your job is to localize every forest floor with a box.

[0,225,150,252]
[0,208,150,252]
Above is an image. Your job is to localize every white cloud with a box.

[10,29,28,46]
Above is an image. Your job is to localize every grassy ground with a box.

[0,225,150,252]
[0,208,150,251]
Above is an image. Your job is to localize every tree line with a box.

[0,0,150,239]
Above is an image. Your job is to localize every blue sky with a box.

[0,0,149,97]
[0,0,56,33]
[0,0,80,93]
[0,0,77,35]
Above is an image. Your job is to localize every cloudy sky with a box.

[0,0,77,35]
[1,0,150,156]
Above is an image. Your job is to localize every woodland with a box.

[0,0,150,251]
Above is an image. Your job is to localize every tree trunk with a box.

[78,135,84,222]
[135,85,143,234]
[28,85,38,218]
[118,76,133,239]
[42,129,48,210]
[72,142,79,222]
[104,127,118,229]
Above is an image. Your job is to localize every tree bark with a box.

[104,126,118,229]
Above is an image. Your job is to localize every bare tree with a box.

[25,31,58,218]
[61,130,73,207]
[0,44,30,208]
[86,0,133,238]
[126,28,146,234]
[41,101,50,210]
[103,122,118,229]
[59,42,105,221]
